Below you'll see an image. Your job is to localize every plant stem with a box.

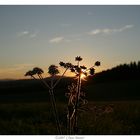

[31,75,36,80]
[37,74,62,134]
[67,105,71,135]
[73,73,81,134]
[38,74,50,89]
[49,89,62,135]
[73,61,81,134]
[53,68,68,89]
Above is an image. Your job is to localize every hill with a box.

[0,61,140,102]
[90,61,140,83]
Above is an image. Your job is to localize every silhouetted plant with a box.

[25,70,36,79]
[25,66,62,134]
[47,65,62,134]
[75,56,83,62]
[95,61,101,66]
[25,56,100,135]
[66,83,88,134]
[25,62,76,134]
[48,65,59,76]
[60,56,101,134]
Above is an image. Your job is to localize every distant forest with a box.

[90,61,140,83]
[0,61,140,90]
[0,61,140,102]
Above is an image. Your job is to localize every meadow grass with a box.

[0,101,140,134]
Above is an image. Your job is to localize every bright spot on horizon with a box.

[80,73,86,79]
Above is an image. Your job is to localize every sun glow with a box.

[80,73,86,79]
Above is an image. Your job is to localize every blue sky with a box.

[0,5,140,79]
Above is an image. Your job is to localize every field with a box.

[0,79,140,135]
[0,101,140,135]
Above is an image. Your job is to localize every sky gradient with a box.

[0,5,140,79]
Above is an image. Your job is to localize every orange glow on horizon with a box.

[80,73,86,79]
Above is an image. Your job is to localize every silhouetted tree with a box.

[91,61,140,83]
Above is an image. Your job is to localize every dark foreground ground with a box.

[0,101,140,135]
[0,79,140,134]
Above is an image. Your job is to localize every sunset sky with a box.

[0,5,140,79]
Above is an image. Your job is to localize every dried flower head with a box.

[95,61,101,66]
[75,56,83,61]
[70,68,75,73]
[48,65,59,76]
[80,65,87,70]
[59,61,65,67]
[74,65,78,69]
[33,67,44,75]
[65,63,73,69]
[89,68,95,75]
[25,70,35,76]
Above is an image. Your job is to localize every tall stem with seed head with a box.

[25,67,62,134]
[73,56,83,134]
[48,65,62,134]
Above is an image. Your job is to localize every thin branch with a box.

[31,75,36,80]
[51,75,54,89]
[70,109,76,120]
[49,89,62,134]
[38,74,51,89]
[53,68,68,89]
[37,74,62,134]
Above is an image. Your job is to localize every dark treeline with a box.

[89,61,140,83]
[0,61,140,102]
[1,61,140,92]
